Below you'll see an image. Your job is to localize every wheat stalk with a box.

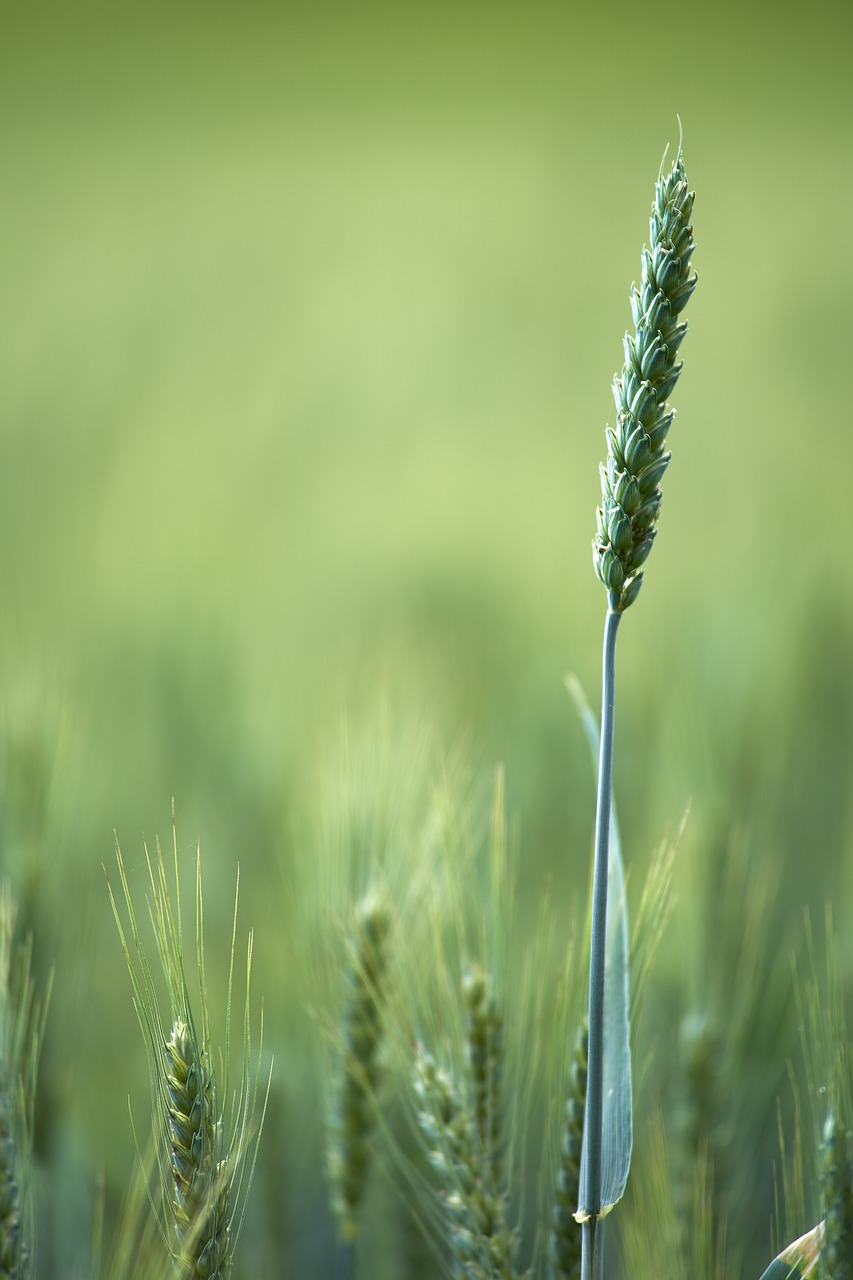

[582,141,696,1280]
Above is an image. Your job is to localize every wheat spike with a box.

[593,145,697,611]
[820,1113,853,1279]
[0,885,49,1280]
[329,892,391,1241]
[109,830,266,1280]
[463,966,504,1186]
[414,1045,519,1280]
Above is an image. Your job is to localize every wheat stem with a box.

[581,600,620,1280]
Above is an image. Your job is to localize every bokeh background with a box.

[2,1,853,1275]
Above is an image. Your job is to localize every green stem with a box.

[581,598,621,1280]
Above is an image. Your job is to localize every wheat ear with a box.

[0,884,50,1280]
[329,892,391,1244]
[593,144,697,613]
[549,1022,588,1280]
[582,143,696,1280]
[415,967,518,1280]
[109,829,266,1279]
[414,1045,518,1280]
[463,965,504,1186]
[820,1114,853,1279]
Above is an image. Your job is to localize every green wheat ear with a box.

[0,885,50,1280]
[414,1042,519,1280]
[820,1113,853,1279]
[328,891,391,1243]
[549,1021,588,1280]
[109,829,267,1280]
[593,146,697,611]
[462,965,504,1185]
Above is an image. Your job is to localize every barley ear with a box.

[593,145,697,611]
[329,892,391,1242]
[0,884,50,1280]
[549,1021,588,1280]
[820,1113,853,1279]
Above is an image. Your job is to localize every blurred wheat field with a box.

[1,1,853,1276]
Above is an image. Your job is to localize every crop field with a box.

[1,2,853,1276]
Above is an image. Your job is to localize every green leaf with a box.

[756,1225,823,1280]
[566,675,633,1215]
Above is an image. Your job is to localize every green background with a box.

[2,1,852,1274]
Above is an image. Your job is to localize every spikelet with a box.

[549,1022,588,1280]
[328,892,391,1242]
[110,829,266,1280]
[593,145,697,611]
[820,1114,853,1280]
[0,885,49,1280]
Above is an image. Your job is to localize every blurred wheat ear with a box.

[328,892,391,1250]
[819,1113,853,1279]
[0,882,50,1280]
[109,823,267,1279]
[462,964,504,1185]
[549,1021,587,1280]
[414,969,520,1280]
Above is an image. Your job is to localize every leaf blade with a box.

[566,675,633,1215]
